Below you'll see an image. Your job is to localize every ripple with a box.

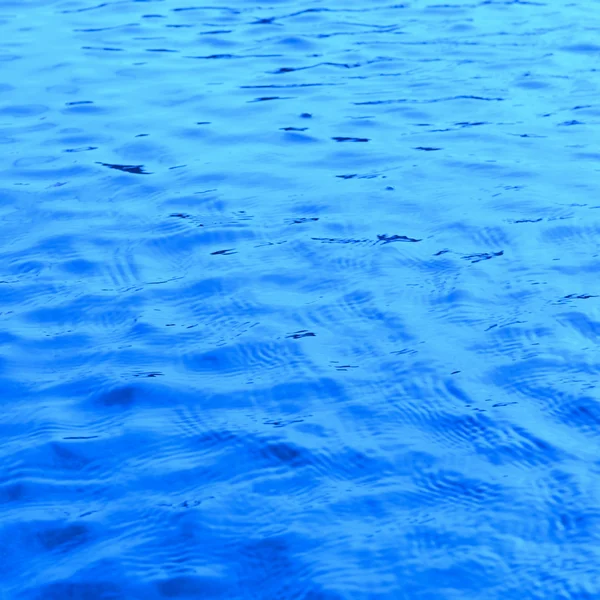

[2,0,599,597]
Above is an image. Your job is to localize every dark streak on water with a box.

[1,0,600,599]
[97,162,151,175]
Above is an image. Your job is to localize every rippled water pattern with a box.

[1,0,600,598]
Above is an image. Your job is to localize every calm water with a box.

[1,0,599,598]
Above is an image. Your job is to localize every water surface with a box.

[1,0,599,598]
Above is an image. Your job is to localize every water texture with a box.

[1,0,599,598]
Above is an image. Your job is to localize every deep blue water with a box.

[1,0,600,598]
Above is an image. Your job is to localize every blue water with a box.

[1,0,599,598]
